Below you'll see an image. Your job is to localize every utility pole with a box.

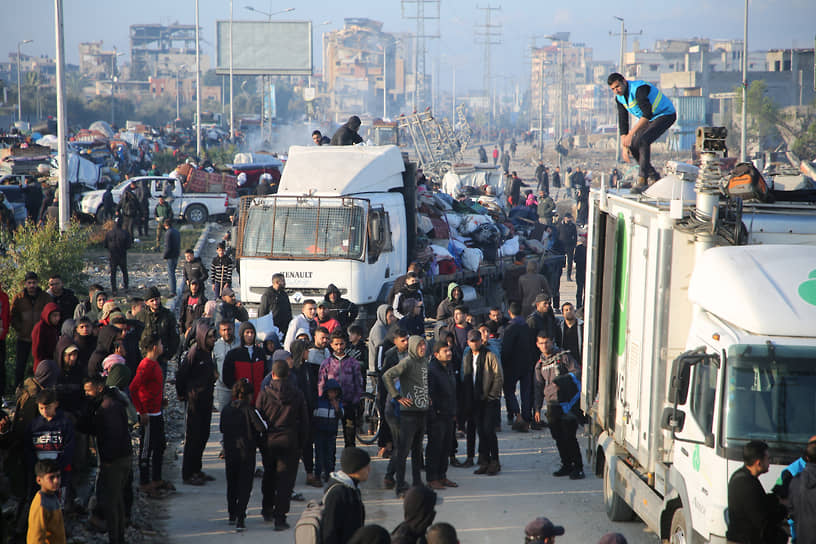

[16,39,33,123]
[476,5,501,142]
[195,0,202,158]
[54,0,68,231]
[610,17,641,164]
[740,0,748,163]
[229,0,234,141]
[401,0,440,111]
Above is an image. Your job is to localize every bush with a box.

[0,218,90,296]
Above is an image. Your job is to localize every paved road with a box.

[160,234,657,543]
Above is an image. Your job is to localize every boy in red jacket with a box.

[129,334,168,498]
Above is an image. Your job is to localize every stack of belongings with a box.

[415,184,543,277]
[0,143,52,176]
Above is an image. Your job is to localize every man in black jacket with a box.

[136,286,179,376]
[501,302,535,432]
[46,275,79,327]
[179,279,207,338]
[79,375,132,544]
[789,440,816,544]
[726,440,786,544]
[117,183,140,238]
[324,283,358,331]
[104,220,133,295]
[182,249,209,292]
[558,214,578,281]
[162,219,181,296]
[527,294,558,344]
[330,116,363,146]
[322,447,369,544]
[259,274,292,336]
[255,360,309,530]
[426,341,458,490]
[176,322,217,486]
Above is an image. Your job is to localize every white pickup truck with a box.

[78,176,231,225]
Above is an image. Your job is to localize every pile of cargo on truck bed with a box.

[0,144,52,175]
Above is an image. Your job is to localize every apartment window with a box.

[649,64,659,72]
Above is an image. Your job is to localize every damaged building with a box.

[322,18,414,123]
[129,23,209,80]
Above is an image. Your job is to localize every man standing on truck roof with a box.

[726,440,787,544]
[330,116,363,146]
[608,72,676,195]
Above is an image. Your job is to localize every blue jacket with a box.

[313,379,343,434]
[616,80,675,119]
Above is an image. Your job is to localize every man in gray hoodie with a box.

[383,335,430,497]
[367,304,395,372]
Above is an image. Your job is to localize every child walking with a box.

[27,459,66,544]
[312,379,343,483]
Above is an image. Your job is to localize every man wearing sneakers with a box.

[608,72,676,194]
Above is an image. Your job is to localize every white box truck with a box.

[581,137,816,542]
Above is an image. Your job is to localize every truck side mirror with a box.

[661,406,685,433]
[668,360,692,405]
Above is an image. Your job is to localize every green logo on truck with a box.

[613,214,629,357]
[799,269,816,306]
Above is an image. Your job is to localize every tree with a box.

[735,80,780,152]
[792,120,816,160]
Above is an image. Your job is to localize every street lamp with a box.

[16,39,33,122]
[110,51,125,127]
[176,64,187,121]
[543,34,567,168]
[244,6,295,21]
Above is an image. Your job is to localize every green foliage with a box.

[734,80,780,146]
[792,120,816,159]
[153,151,180,175]
[204,145,238,166]
[0,218,90,296]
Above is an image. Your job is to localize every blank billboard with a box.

[216,20,312,75]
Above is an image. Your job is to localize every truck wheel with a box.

[185,204,208,225]
[603,454,635,522]
[669,508,687,544]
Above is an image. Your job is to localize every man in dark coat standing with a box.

[330,116,363,146]
[104,221,132,295]
[726,440,786,544]
[162,218,181,296]
[500,302,535,431]
[255,360,309,530]
[259,274,292,336]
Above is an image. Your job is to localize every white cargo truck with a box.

[581,132,816,543]
[235,145,546,324]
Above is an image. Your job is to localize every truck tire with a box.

[669,508,687,544]
[185,204,208,225]
[603,454,636,522]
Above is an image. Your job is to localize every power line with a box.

[401,0,440,110]
[475,5,501,139]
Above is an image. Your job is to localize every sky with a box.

[2,0,814,94]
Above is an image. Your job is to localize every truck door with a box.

[622,224,649,452]
[668,350,721,529]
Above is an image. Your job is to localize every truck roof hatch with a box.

[278,145,405,196]
[688,245,816,337]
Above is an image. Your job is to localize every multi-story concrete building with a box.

[129,23,209,80]
[79,42,120,81]
[322,18,413,123]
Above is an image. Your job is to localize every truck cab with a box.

[237,145,412,319]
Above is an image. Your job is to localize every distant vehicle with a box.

[78,176,230,225]
[0,184,29,225]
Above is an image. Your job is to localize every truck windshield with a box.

[240,199,367,260]
[724,344,816,450]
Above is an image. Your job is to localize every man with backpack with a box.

[320,447,370,544]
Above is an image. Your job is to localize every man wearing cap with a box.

[255,360,309,530]
[322,447,370,543]
[393,272,424,321]
[259,274,292,337]
[213,287,249,327]
[524,517,565,543]
[136,286,179,376]
[316,301,342,334]
[11,272,52,387]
